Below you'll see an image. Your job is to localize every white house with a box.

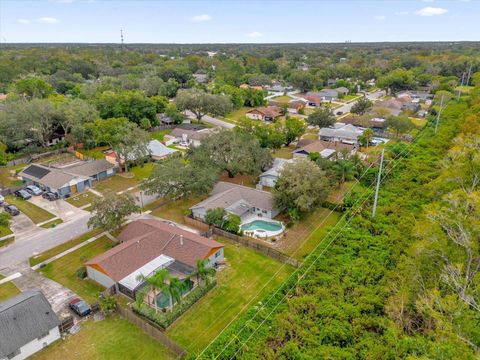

[0,290,60,360]
[259,158,294,187]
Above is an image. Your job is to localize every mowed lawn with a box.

[0,275,20,302]
[5,196,55,224]
[30,229,104,266]
[31,316,176,360]
[66,191,100,208]
[150,196,204,224]
[166,240,293,352]
[150,129,172,141]
[224,107,251,122]
[273,145,295,159]
[272,95,293,103]
[0,164,24,188]
[39,236,114,303]
[93,174,139,194]
[279,208,342,259]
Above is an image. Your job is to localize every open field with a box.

[150,129,172,141]
[5,196,55,224]
[166,239,293,352]
[0,275,20,302]
[66,191,100,208]
[31,316,176,360]
[29,228,103,266]
[279,207,342,259]
[39,235,114,303]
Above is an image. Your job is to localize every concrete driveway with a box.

[28,196,88,221]
[9,211,41,237]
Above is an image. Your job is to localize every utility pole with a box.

[465,64,473,86]
[435,94,444,134]
[120,29,125,51]
[372,148,385,218]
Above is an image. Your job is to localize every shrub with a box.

[76,267,87,279]
[132,280,216,329]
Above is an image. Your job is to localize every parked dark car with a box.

[42,192,58,201]
[69,298,91,317]
[336,111,343,115]
[14,189,32,200]
[4,204,20,216]
[25,185,43,196]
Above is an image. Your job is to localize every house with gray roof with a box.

[0,290,60,360]
[319,123,364,145]
[306,89,339,102]
[190,182,280,221]
[19,159,116,198]
[258,158,294,188]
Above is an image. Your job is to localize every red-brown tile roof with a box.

[85,219,223,281]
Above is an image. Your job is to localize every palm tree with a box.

[167,277,185,310]
[135,269,170,313]
[196,259,216,286]
[361,128,374,148]
[332,159,357,186]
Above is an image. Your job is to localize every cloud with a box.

[414,6,448,16]
[394,11,409,15]
[17,18,30,24]
[37,17,61,24]
[374,15,386,21]
[247,31,264,38]
[189,14,212,22]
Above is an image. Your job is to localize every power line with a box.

[435,94,444,134]
[372,148,385,217]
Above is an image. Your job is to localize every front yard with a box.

[31,316,176,360]
[66,191,100,208]
[38,235,115,303]
[166,239,293,352]
[0,275,20,302]
[271,95,293,103]
[93,163,154,195]
[224,107,251,122]
[5,196,56,224]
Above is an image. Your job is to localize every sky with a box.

[0,0,478,43]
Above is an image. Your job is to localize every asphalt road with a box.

[184,110,235,129]
[335,90,386,116]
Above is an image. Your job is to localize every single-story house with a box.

[245,106,281,122]
[303,95,322,107]
[259,158,294,187]
[335,87,349,96]
[306,89,339,102]
[341,116,387,131]
[156,113,173,125]
[372,98,406,116]
[319,123,364,145]
[401,102,421,113]
[0,290,60,360]
[327,78,337,87]
[287,100,306,113]
[147,140,178,160]
[85,218,224,298]
[293,140,356,159]
[19,160,115,197]
[164,127,216,147]
[190,182,280,221]
[192,73,208,84]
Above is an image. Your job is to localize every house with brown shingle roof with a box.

[85,218,224,298]
[245,106,281,122]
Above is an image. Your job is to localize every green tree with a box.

[358,128,374,148]
[273,158,331,215]
[135,268,170,312]
[350,97,373,115]
[196,259,216,286]
[205,208,226,228]
[289,71,315,93]
[284,117,306,145]
[377,68,415,95]
[88,192,140,231]
[9,76,54,99]
[307,107,335,128]
[0,212,11,227]
[385,115,414,137]
[331,159,358,185]
[176,88,232,121]
[143,156,218,199]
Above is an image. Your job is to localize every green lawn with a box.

[40,218,63,229]
[166,240,293,352]
[151,196,204,224]
[0,225,13,238]
[342,94,361,102]
[279,207,342,259]
[39,235,114,303]
[5,196,55,224]
[30,229,104,266]
[273,145,294,159]
[0,164,24,188]
[0,237,14,248]
[66,191,100,208]
[130,163,154,181]
[0,275,20,302]
[31,316,176,360]
[80,146,109,160]
[224,107,251,122]
[410,117,427,128]
[272,95,293,103]
[94,175,139,194]
[150,129,172,141]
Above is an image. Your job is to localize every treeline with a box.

[195,77,480,359]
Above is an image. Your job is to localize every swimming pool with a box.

[241,220,282,232]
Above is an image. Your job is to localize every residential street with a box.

[334,90,386,116]
[184,110,235,129]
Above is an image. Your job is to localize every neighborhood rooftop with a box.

[0,290,60,359]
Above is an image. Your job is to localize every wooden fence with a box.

[184,216,301,268]
[116,305,186,358]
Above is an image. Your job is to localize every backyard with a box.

[38,235,114,303]
[278,207,342,259]
[5,196,56,224]
[273,145,295,159]
[150,129,172,141]
[150,196,204,225]
[0,275,20,302]
[166,239,293,352]
[31,316,176,360]
[0,163,24,188]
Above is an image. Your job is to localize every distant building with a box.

[335,87,349,96]
[0,290,60,360]
[293,140,356,159]
[246,106,282,122]
[259,158,295,187]
[164,126,216,147]
[319,123,364,145]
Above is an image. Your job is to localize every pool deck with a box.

[240,215,284,238]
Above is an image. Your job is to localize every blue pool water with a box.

[241,220,282,232]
